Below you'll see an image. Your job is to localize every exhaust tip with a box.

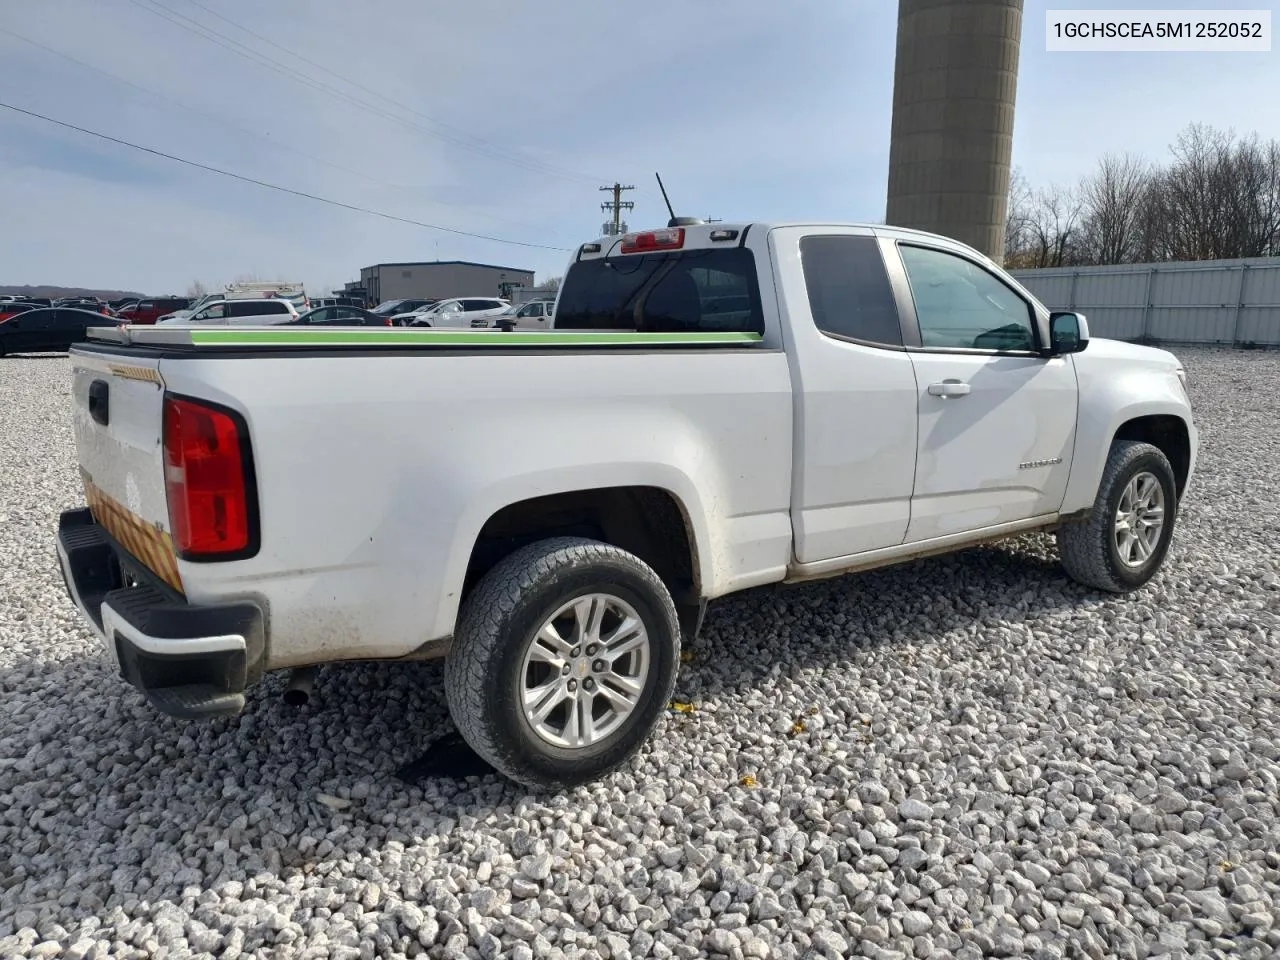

[283,666,319,707]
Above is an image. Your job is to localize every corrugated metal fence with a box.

[1009,257,1280,347]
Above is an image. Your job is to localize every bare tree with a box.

[1077,153,1152,264]
[1018,184,1083,268]
[539,276,562,291]
[1013,123,1280,266]
[186,279,209,298]
[1004,167,1037,268]
[1220,135,1280,257]
[1151,124,1280,261]
[1158,124,1234,260]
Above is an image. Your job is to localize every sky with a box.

[1,0,1277,295]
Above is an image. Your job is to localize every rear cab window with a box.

[556,247,764,334]
[799,236,903,347]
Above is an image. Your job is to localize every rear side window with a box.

[227,301,290,317]
[556,248,764,334]
[800,236,903,347]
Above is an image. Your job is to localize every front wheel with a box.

[444,537,681,789]
[1057,440,1179,593]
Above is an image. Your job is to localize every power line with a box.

[0,24,544,233]
[175,0,608,188]
[121,0,607,187]
[0,100,572,252]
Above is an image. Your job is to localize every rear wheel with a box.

[444,537,680,789]
[1057,440,1179,593]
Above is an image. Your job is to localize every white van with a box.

[156,298,299,326]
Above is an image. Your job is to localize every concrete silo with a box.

[885,0,1024,261]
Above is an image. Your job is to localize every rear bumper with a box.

[56,508,264,719]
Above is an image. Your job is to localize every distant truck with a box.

[56,220,1197,789]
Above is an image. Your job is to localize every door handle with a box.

[928,379,971,398]
[88,379,110,425]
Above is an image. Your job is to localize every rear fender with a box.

[430,464,714,640]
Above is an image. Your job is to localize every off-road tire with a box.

[1057,440,1179,593]
[443,537,680,790]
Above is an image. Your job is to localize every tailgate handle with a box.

[88,379,110,426]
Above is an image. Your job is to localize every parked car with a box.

[118,297,191,325]
[53,220,1198,789]
[0,301,37,322]
[55,298,112,316]
[17,297,54,307]
[495,299,555,331]
[0,308,108,355]
[290,305,388,326]
[371,299,436,322]
[393,297,509,328]
[156,298,299,325]
[155,293,224,324]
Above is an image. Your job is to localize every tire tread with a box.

[1057,440,1175,593]
[443,537,678,789]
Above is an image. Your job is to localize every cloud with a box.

[1,0,1278,293]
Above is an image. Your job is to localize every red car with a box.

[117,297,191,325]
[0,302,37,323]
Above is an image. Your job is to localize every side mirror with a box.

[1050,311,1090,354]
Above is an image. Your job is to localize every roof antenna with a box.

[655,172,703,229]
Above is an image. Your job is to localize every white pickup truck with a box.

[56,220,1197,788]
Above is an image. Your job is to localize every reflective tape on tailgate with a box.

[82,470,184,594]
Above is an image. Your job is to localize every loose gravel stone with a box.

[902,910,932,936]
[1,348,1279,960]
[897,799,932,822]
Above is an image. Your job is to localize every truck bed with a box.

[67,327,794,675]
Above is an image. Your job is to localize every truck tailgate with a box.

[69,350,183,593]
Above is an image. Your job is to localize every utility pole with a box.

[599,183,635,235]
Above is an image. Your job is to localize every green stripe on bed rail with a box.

[186,329,765,347]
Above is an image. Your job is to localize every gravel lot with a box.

[2,346,1279,960]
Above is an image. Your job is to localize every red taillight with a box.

[163,395,256,558]
[384,317,393,326]
[620,227,684,253]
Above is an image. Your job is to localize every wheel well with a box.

[465,486,701,615]
[1114,415,1191,495]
